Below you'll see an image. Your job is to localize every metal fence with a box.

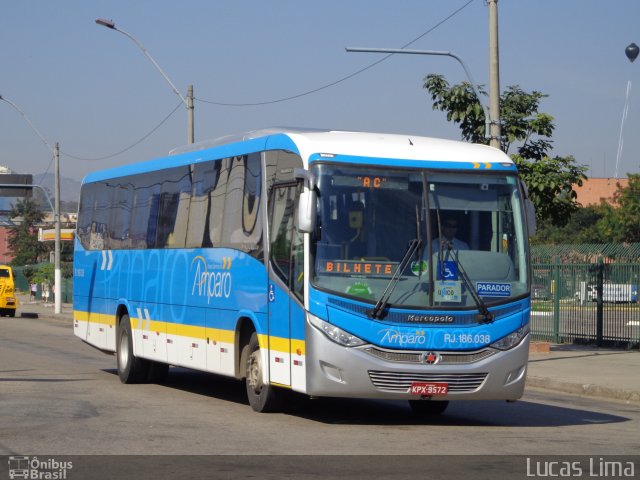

[530,244,640,348]
[12,265,73,303]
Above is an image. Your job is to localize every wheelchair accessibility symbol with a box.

[437,260,458,280]
[268,284,275,302]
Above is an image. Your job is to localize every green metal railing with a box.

[531,244,640,348]
[11,265,73,303]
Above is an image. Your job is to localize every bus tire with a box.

[117,314,149,384]
[245,332,281,413]
[408,400,449,415]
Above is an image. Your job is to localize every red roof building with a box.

[573,178,628,207]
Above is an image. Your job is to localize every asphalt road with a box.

[1,314,639,461]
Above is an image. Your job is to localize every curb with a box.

[529,342,551,353]
[526,375,640,404]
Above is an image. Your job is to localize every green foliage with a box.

[611,173,640,242]
[7,198,48,266]
[423,74,588,227]
[513,154,587,227]
[424,74,486,143]
[532,205,609,244]
[31,263,54,285]
[532,175,640,244]
[22,262,72,283]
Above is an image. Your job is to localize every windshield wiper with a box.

[443,244,493,323]
[367,238,422,320]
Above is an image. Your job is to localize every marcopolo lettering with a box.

[476,282,511,297]
[406,314,454,324]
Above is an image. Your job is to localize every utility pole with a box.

[488,0,502,150]
[95,19,195,144]
[1,94,62,314]
[54,142,61,314]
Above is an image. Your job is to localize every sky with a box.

[1,0,640,184]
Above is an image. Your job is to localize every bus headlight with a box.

[490,324,530,351]
[308,314,366,347]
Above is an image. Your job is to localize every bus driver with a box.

[431,216,469,252]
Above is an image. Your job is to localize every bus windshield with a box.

[311,163,529,309]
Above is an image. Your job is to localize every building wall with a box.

[0,227,14,264]
[573,178,628,207]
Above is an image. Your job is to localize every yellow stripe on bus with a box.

[74,310,115,326]
[75,310,305,354]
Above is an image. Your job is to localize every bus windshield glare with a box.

[311,163,529,309]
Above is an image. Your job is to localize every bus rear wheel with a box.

[245,332,281,413]
[117,314,150,384]
[408,399,449,415]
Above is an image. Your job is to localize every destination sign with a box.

[319,260,398,276]
[332,175,407,190]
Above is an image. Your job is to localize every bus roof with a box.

[83,128,515,184]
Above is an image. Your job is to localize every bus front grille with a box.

[368,371,488,393]
[362,347,495,365]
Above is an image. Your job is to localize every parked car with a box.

[0,265,18,317]
[532,284,550,300]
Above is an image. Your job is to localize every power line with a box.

[197,0,477,107]
[61,101,183,161]
[26,0,476,164]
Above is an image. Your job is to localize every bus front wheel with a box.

[245,332,281,413]
[117,314,150,384]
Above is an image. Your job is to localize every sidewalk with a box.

[527,343,640,404]
[13,294,640,405]
[16,293,73,322]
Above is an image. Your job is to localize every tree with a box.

[423,74,588,226]
[531,205,609,245]
[579,174,640,244]
[7,197,48,265]
[531,175,640,244]
[611,173,640,242]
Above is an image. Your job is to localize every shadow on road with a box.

[103,367,631,428]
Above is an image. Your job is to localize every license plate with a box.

[409,382,449,396]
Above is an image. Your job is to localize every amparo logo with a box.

[379,328,427,346]
[191,256,232,303]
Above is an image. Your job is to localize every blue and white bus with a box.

[73,128,535,414]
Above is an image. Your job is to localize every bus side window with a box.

[269,184,303,300]
[220,154,263,256]
[77,183,97,249]
[269,186,295,284]
[187,160,222,248]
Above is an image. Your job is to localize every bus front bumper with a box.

[304,320,529,401]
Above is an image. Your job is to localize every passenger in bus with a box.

[431,216,469,252]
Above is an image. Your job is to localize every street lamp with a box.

[0,95,62,314]
[95,18,195,144]
[345,47,497,147]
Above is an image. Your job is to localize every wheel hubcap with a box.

[247,350,263,394]
[119,331,129,370]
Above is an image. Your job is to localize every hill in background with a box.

[33,172,82,205]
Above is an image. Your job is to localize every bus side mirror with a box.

[295,169,317,234]
[525,199,537,237]
[519,179,537,237]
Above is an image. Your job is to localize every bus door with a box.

[267,184,305,387]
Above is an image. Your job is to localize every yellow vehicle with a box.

[0,265,18,317]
